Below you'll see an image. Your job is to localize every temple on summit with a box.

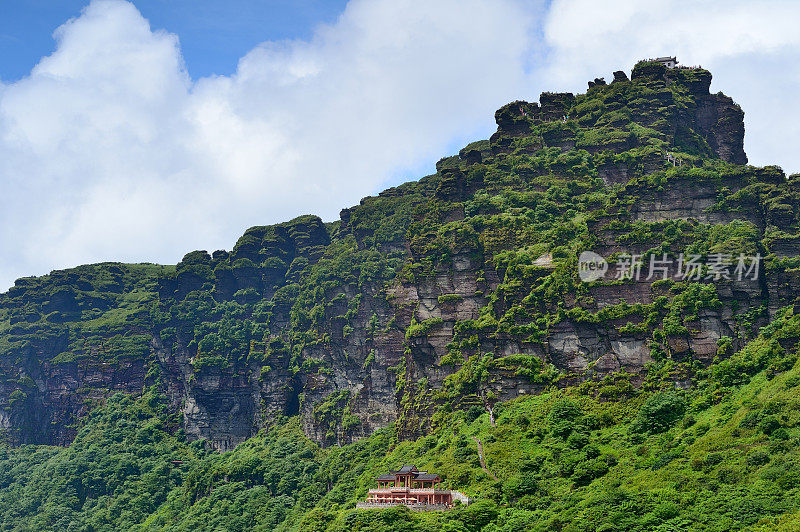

[652,56,678,68]
[356,465,470,510]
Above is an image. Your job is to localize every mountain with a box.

[2,59,800,530]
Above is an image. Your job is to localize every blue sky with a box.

[1,0,800,291]
[0,0,347,81]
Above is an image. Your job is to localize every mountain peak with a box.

[491,60,746,168]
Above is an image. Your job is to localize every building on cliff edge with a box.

[651,56,678,68]
[356,465,471,511]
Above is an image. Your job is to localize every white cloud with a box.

[0,0,540,290]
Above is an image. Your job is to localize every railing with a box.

[356,502,452,511]
[368,487,450,494]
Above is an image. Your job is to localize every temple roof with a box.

[376,465,442,482]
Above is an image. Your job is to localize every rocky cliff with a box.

[2,60,800,450]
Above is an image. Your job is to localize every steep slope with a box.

[2,60,800,452]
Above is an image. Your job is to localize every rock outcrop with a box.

[1,61,797,450]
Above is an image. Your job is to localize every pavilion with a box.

[358,465,469,509]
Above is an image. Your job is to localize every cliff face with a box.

[2,61,800,449]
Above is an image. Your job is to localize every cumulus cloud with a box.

[0,0,540,290]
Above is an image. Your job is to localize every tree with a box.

[630,392,686,434]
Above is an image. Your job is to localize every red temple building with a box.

[357,465,470,510]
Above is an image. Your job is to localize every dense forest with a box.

[3,60,800,530]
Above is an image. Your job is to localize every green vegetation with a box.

[2,311,800,530]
